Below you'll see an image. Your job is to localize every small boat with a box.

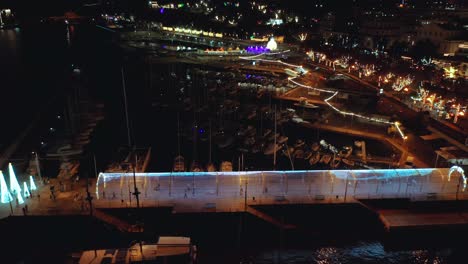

[263,129,272,138]
[190,161,203,172]
[293,149,305,159]
[309,152,321,165]
[282,147,295,157]
[277,135,288,144]
[342,158,355,167]
[311,142,320,152]
[77,236,196,264]
[247,111,257,120]
[338,146,353,158]
[264,143,281,155]
[173,155,185,172]
[330,157,341,168]
[294,139,305,148]
[220,161,233,172]
[303,151,313,160]
[320,154,332,164]
[206,163,216,172]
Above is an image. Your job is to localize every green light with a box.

[178,3,185,8]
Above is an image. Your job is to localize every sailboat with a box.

[173,156,185,172]
[220,161,233,172]
[173,113,185,172]
[190,161,203,172]
[309,152,321,165]
[206,120,216,172]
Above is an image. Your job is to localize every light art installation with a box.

[448,166,467,191]
[8,163,21,195]
[23,182,30,197]
[239,53,407,139]
[0,170,13,204]
[9,163,24,205]
[30,175,37,191]
[266,37,278,51]
[298,33,307,42]
[392,75,414,92]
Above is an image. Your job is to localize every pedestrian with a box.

[25,204,28,213]
[252,196,256,201]
[184,191,188,198]
[22,207,26,216]
[112,192,116,199]
[121,199,124,206]
[102,191,106,199]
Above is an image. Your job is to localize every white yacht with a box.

[78,236,196,264]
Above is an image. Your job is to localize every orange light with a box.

[459,112,465,116]
[403,87,409,92]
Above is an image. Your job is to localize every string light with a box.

[240,55,407,139]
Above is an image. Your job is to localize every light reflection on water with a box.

[250,242,452,264]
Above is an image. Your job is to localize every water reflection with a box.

[250,242,453,264]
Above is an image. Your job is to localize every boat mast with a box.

[209,119,212,164]
[177,112,181,157]
[121,67,132,147]
[273,105,277,169]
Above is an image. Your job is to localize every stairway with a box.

[93,209,143,233]
[246,206,296,229]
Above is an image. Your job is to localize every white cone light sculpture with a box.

[23,182,30,198]
[30,175,37,191]
[9,163,24,204]
[0,171,13,204]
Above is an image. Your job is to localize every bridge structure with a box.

[93,168,467,211]
[1,167,468,231]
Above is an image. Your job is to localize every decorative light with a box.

[8,163,21,195]
[29,175,37,191]
[266,37,278,51]
[23,182,30,198]
[239,54,406,139]
[448,166,466,191]
[298,33,307,42]
[0,171,13,204]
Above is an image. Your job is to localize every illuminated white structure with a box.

[30,175,37,191]
[96,168,468,204]
[448,166,466,191]
[8,163,21,195]
[0,171,13,204]
[266,37,278,51]
[23,182,30,198]
[9,163,24,204]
